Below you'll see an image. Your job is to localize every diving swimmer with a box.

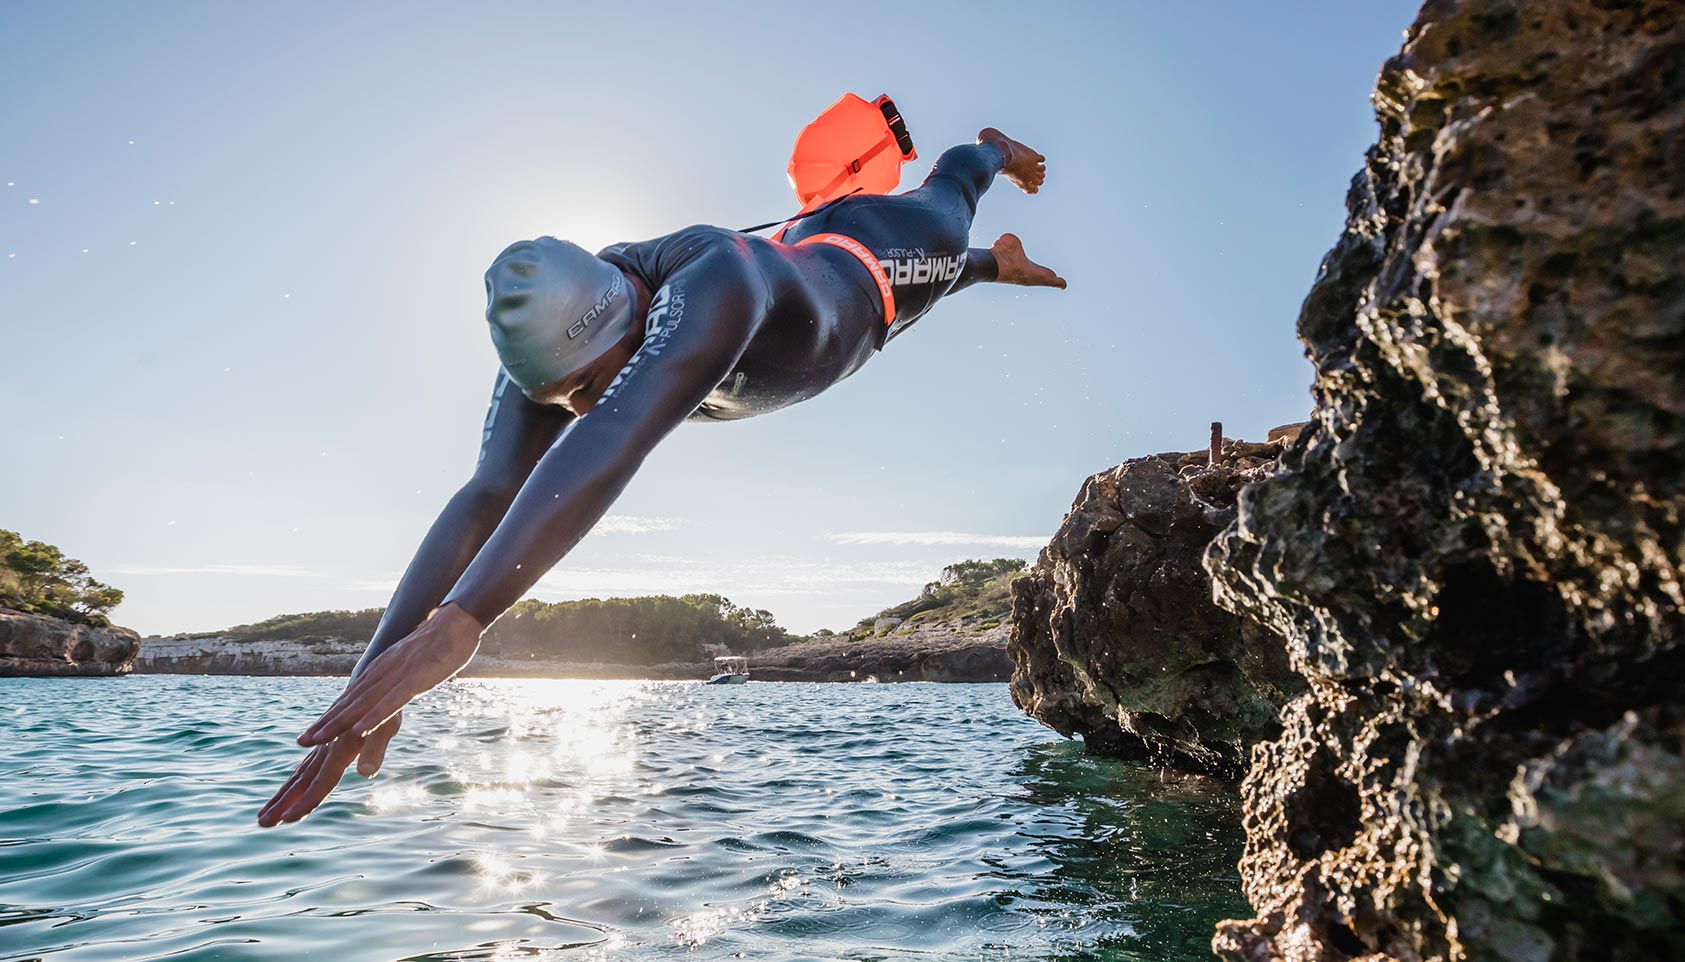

[257,128,1066,826]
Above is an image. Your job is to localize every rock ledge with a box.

[0,608,140,676]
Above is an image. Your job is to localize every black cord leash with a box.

[736,189,863,236]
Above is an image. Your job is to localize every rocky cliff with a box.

[136,636,362,675]
[1008,440,1305,776]
[0,608,140,676]
[1202,2,1685,959]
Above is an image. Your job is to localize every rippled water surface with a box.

[1,677,1245,961]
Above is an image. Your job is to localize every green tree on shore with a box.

[0,529,125,626]
[184,594,795,665]
[488,593,793,663]
[853,557,1028,631]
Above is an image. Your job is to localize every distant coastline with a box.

[2,515,1028,683]
[135,618,1011,683]
[129,560,1026,683]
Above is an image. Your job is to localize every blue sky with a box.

[1,1,1422,636]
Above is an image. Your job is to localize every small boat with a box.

[706,655,750,685]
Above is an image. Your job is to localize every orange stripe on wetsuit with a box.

[794,233,896,328]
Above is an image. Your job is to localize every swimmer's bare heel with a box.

[991,233,1066,289]
[978,129,1047,194]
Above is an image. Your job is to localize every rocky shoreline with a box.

[750,620,1010,682]
[1,608,140,677]
[135,619,1010,683]
[1008,435,1305,777]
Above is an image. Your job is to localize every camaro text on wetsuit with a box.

[595,280,687,406]
[477,373,514,466]
[878,252,966,287]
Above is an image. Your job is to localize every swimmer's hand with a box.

[256,714,400,827]
[256,603,483,826]
[295,604,482,747]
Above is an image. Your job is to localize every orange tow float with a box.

[786,93,917,214]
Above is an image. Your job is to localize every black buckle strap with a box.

[877,96,915,158]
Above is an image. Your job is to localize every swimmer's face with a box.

[524,328,639,415]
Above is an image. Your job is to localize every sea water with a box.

[0,677,1246,961]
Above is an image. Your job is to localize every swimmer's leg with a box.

[918,128,1056,292]
[920,142,1007,216]
[921,129,1049,213]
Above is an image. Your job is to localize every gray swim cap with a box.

[485,236,636,393]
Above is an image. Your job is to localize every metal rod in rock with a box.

[1210,421,1222,465]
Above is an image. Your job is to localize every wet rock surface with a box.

[1205,2,1685,958]
[1008,442,1304,777]
[0,608,140,676]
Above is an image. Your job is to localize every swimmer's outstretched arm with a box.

[265,250,760,824]
[257,373,570,826]
[356,372,573,676]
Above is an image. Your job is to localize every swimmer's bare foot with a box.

[978,128,1047,194]
[991,233,1067,289]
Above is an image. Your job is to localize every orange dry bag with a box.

[787,93,917,214]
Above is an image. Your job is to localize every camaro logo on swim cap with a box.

[567,273,624,340]
[484,236,636,393]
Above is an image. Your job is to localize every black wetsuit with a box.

[354,141,1006,674]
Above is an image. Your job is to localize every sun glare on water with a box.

[347,684,936,956]
[359,680,663,897]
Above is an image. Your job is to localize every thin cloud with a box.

[827,530,1046,549]
[591,515,680,535]
[346,578,400,593]
[110,563,320,577]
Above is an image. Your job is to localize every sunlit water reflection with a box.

[1,677,1246,961]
